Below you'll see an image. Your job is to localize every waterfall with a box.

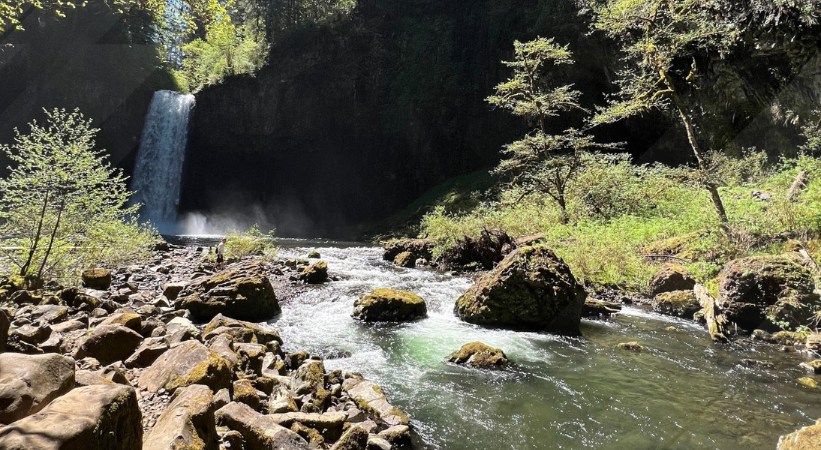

[132,90,195,234]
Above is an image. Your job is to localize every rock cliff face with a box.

[0,1,176,174]
[182,0,613,237]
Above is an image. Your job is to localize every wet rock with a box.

[330,424,369,450]
[139,340,232,393]
[215,402,310,450]
[73,324,143,365]
[307,250,321,259]
[299,260,329,284]
[582,298,621,318]
[81,268,112,290]
[649,263,695,296]
[448,341,509,369]
[0,384,142,450]
[437,229,516,271]
[0,353,75,424]
[778,419,821,450]
[352,289,427,322]
[798,377,821,389]
[343,375,409,426]
[617,341,643,352]
[177,262,281,322]
[393,251,415,268]
[382,238,433,263]
[377,425,411,447]
[454,245,586,334]
[740,359,775,369]
[719,255,820,331]
[801,360,821,374]
[143,384,218,450]
[652,290,700,319]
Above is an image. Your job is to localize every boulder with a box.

[0,353,75,424]
[652,290,700,319]
[177,262,280,322]
[393,251,415,268]
[162,282,187,301]
[124,337,169,368]
[73,325,143,365]
[352,289,427,322]
[649,264,695,296]
[343,376,409,426]
[98,311,142,332]
[437,229,516,271]
[299,261,328,284]
[0,384,141,450]
[143,384,218,450]
[215,402,310,450]
[329,425,368,450]
[778,419,821,450]
[454,246,586,334]
[202,314,282,346]
[448,341,509,369]
[382,239,433,263]
[81,268,112,290]
[138,340,231,393]
[719,255,821,331]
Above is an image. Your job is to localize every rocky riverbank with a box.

[0,246,411,450]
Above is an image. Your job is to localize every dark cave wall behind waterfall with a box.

[182,0,617,237]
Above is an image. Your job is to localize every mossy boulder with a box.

[352,289,427,322]
[778,419,821,450]
[617,341,643,352]
[342,375,409,426]
[81,268,112,290]
[393,251,415,268]
[648,263,695,296]
[719,255,821,331]
[652,290,700,319]
[447,341,509,369]
[299,261,329,284]
[138,340,232,393]
[454,245,586,334]
[307,250,321,259]
[177,261,280,322]
[202,313,282,346]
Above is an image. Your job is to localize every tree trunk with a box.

[20,190,50,276]
[37,198,65,279]
[660,70,729,229]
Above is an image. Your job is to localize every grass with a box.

[420,153,821,293]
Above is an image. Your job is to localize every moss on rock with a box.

[352,288,427,322]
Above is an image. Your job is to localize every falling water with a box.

[132,90,195,233]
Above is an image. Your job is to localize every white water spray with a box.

[132,90,195,233]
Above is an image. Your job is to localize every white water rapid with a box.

[132,90,195,233]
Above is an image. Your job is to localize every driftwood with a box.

[798,248,819,272]
[694,284,728,342]
[787,170,808,202]
[582,298,622,318]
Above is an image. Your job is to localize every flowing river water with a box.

[259,242,821,449]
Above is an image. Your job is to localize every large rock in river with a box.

[0,353,75,424]
[448,341,509,369]
[352,289,427,322]
[454,245,586,334]
[778,418,821,450]
[0,384,142,450]
[719,255,820,331]
[176,260,280,322]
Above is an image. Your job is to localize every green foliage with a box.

[0,108,157,282]
[0,0,165,33]
[421,152,821,292]
[224,225,277,260]
[800,109,821,155]
[488,38,614,224]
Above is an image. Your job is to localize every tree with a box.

[0,0,165,33]
[585,0,744,228]
[487,37,613,224]
[0,108,142,280]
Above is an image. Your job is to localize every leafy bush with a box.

[224,225,277,260]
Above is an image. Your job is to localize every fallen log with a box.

[694,284,728,342]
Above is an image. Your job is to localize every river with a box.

[262,242,821,449]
